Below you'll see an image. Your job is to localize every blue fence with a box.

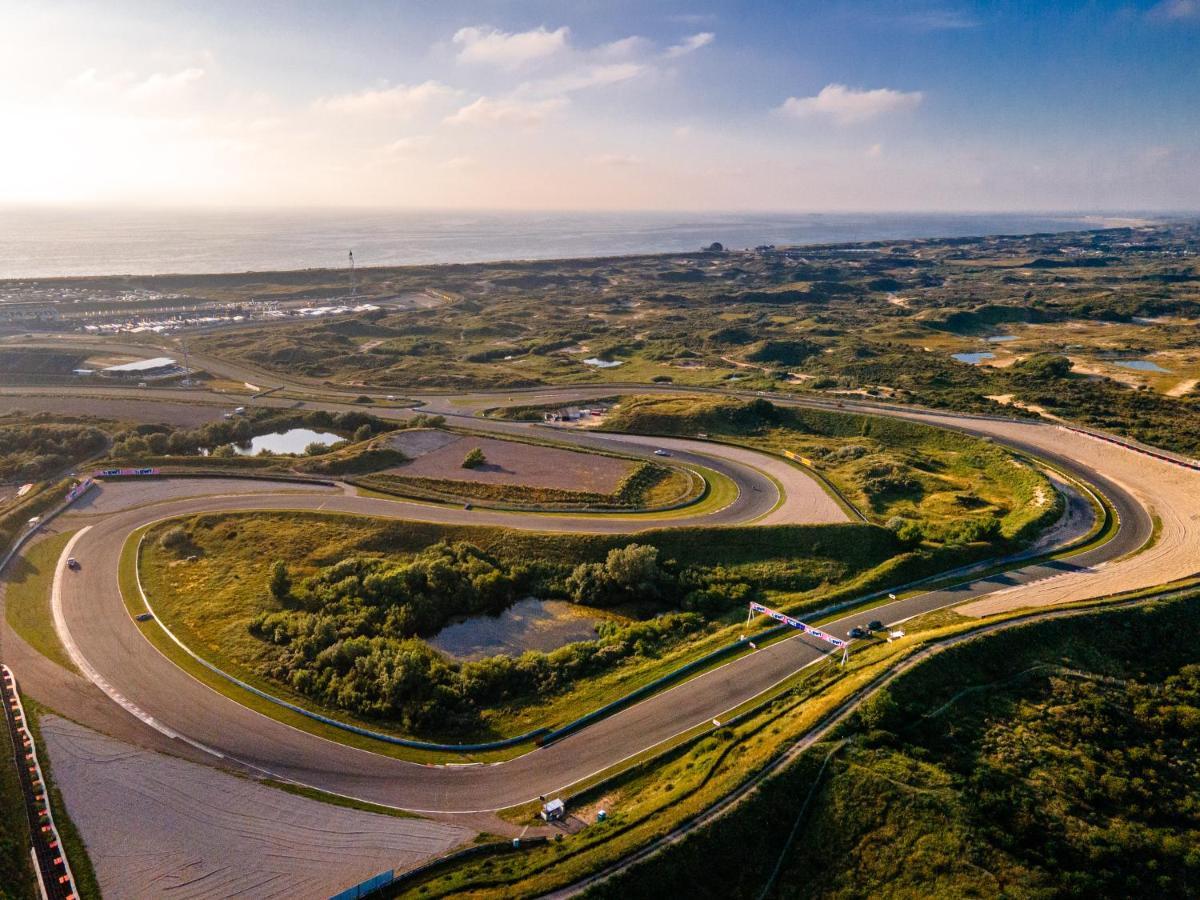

[330,869,393,900]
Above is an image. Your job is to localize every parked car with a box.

[66,557,81,570]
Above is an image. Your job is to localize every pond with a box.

[985,335,1019,342]
[583,357,623,368]
[231,428,344,455]
[952,352,996,365]
[428,598,603,661]
[1114,359,1172,373]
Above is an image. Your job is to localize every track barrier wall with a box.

[2,665,78,900]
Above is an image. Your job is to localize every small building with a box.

[99,357,179,378]
[541,798,565,822]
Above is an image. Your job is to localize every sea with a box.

[0,208,1154,279]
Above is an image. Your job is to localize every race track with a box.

[29,385,1200,815]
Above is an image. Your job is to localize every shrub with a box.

[462,447,486,469]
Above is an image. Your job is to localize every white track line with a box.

[50,527,223,758]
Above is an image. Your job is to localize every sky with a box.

[1,0,1198,212]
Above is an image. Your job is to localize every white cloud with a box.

[866,143,884,158]
[597,35,652,59]
[777,84,923,125]
[67,66,205,102]
[452,25,569,67]
[316,81,457,116]
[525,62,645,96]
[1148,0,1198,18]
[440,155,477,171]
[664,32,715,58]
[588,153,640,166]
[444,96,566,127]
[125,67,205,101]
[383,135,432,154]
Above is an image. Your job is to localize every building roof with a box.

[101,356,177,373]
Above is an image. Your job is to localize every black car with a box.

[867,620,884,632]
[847,626,866,639]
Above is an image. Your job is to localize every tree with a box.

[269,560,291,602]
[353,424,373,442]
[462,447,486,469]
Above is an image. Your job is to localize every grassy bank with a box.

[0,694,34,899]
[4,530,77,672]
[586,593,1200,899]
[604,395,1062,545]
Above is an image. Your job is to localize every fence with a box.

[2,665,78,900]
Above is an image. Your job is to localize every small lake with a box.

[952,352,996,365]
[232,428,343,455]
[985,335,1019,342]
[1113,359,1172,373]
[583,357,623,368]
[428,598,602,661]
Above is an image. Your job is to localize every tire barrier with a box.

[1,665,78,900]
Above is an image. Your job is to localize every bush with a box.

[462,447,486,469]
[159,526,190,554]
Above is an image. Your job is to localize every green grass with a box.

[602,395,1062,544]
[4,530,77,672]
[0,695,34,899]
[587,593,1200,899]
[128,509,898,751]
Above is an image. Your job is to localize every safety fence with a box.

[329,837,549,900]
[1,665,78,900]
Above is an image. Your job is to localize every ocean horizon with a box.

[0,208,1165,279]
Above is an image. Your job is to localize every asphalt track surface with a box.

[7,372,1198,813]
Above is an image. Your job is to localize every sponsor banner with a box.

[95,467,160,478]
[749,601,845,647]
[65,477,95,502]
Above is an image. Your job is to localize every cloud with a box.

[68,66,206,102]
[453,25,569,67]
[440,155,477,171]
[866,143,884,158]
[1148,0,1198,19]
[525,62,645,96]
[125,67,206,101]
[383,135,432,154]
[777,84,923,124]
[597,35,653,59]
[316,81,457,116]
[664,32,715,58]
[444,96,567,126]
[588,153,640,166]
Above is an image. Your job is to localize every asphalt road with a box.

[42,401,1184,814]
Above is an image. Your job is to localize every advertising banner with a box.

[749,601,846,648]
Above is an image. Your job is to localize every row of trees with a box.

[0,422,108,481]
[110,409,391,458]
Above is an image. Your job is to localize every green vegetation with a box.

[105,407,392,460]
[589,595,1200,900]
[462,447,486,469]
[605,395,1060,547]
[139,511,900,741]
[358,461,695,511]
[0,698,34,900]
[4,530,76,672]
[0,422,106,482]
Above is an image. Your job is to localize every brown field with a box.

[0,394,226,427]
[386,430,634,493]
